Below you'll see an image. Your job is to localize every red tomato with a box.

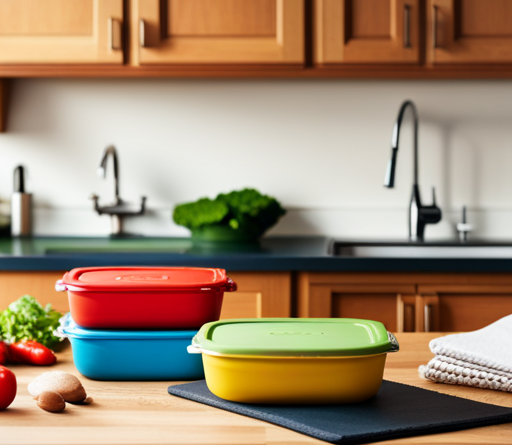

[8,341,56,366]
[0,342,9,365]
[0,366,16,410]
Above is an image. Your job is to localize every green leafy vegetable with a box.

[172,188,286,236]
[217,189,287,232]
[0,295,63,349]
[173,198,229,229]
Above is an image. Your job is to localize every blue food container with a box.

[58,314,204,381]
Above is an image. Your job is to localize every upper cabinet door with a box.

[0,0,123,64]
[315,0,420,64]
[428,0,512,64]
[135,0,304,65]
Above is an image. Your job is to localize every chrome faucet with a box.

[383,100,441,241]
[91,145,146,236]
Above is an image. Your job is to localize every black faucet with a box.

[90,145,146,236]
[383,100,442,241]
[97,145,121,205]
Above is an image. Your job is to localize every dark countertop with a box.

[0,236,330,271]
[0,236,512,272]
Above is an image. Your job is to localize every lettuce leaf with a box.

[0,295,62,349]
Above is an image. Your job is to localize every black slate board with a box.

[168,380,512,444]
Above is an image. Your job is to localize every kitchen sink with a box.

[330,241,512,258]
[44,238,193,254]
[0,237,194,256]
[0,237,269,256]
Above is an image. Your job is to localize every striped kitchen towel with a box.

[419,315,512,392]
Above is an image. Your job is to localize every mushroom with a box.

[36,391,66,413]
[28,371,92,406]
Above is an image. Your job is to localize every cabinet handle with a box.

[432,5,438,49]
[424,304,432,332]
[403,4,411,48]
[109,18,122,51]
[139,19,147,48]
[404,303,415,332]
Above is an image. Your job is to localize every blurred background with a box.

[2,0,512,240]
[2,79,512,239]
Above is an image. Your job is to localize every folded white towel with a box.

[419,315,512,392]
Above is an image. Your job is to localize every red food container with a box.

[56,267,237,329]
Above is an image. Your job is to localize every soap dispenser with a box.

[11,165,32,237]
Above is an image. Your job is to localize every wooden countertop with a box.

[2,333,512,445]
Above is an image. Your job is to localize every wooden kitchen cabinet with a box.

[0,271,291,320]
[315,0,420,64]
[427,0,512,64]
[0,79,6,132]
[1,0,512,86]
[417,276,512,331]
[133,0,304,65]
[316,0,512,66]
[297,272,418,332]
[0,0,124,64]
[220,272,291,319]
[1,270,511,330]
[0,271,68,313]
[297,272,512,333]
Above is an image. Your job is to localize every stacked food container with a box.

[55,267,237,381]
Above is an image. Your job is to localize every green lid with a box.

[192,318,399,357]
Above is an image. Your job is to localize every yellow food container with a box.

[188,318,399,404]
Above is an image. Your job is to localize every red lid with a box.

[61,267,234,291]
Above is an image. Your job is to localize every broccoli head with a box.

[173,198,229,229]
[172,188,286,236]
[217,188,286,232]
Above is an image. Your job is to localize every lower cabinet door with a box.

[0,271,67,312]
[298,273,512,333]
[220,272,291,319]
[417,285,512,332]
[297,273,417,332]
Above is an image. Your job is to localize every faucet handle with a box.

[90,194,100,213]
[457,206,473,242]
[419,187,442,227]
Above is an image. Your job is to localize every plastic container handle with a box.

[225,278,237,292]
[53,313,71,339]
[55,280,67,292]
[187,344,202,354]
[387,332,400,353]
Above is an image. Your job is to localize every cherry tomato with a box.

[0,366,17,410]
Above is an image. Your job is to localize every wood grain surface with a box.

[3,64,512,79]
[135,0,304,65]
[0,78,7,132]
[0,0,124,64]
[1,333,511,445]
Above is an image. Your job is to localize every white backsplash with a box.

[1,78,512,239]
